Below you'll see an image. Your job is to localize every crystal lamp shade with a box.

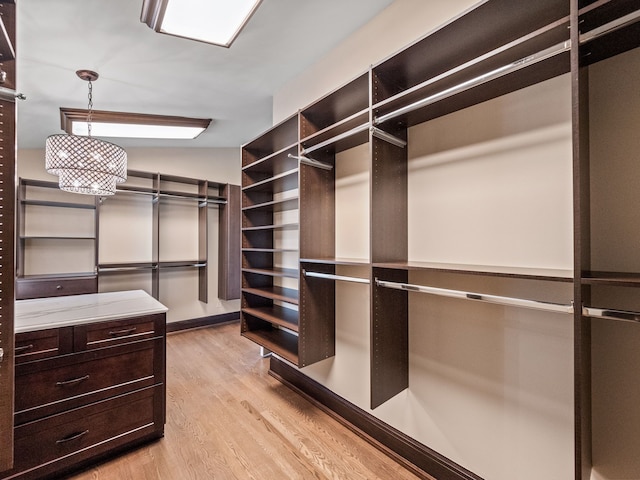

[45,134,127,195]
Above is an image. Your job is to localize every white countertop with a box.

[15,290,168,333]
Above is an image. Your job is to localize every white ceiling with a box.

[16,0,393,149]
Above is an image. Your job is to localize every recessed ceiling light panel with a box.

[60,108,212,140]
[141,0,263,48]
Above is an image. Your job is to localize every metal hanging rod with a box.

[370,127,407,148]
[579,8,640,44]
[582,306,640,323]
[303,269,370,285]
[98,265,158,273]
[301,123,370,155]
[374,40,571,126]
[375,278,574,314]
[158,193,206,201]
[288,154,333,171]
[203,199,227,208]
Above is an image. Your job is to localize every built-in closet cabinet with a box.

[17,171,240,306]
[241,116,302,364]
[242,1,640,479]
[370,0,572,410]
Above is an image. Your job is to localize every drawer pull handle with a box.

[109,327,137,337]
[56,430,89,444]
[55,375,90,387]
[15,344,34,354]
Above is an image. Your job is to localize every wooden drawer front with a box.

[12,386,158,474]
[16,276,97,300]
[75,315,161,350]
[14,328,72,364]
[15,346,155,413]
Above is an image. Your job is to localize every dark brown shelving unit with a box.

[241,115,305,363]
[372,0,570,129]
[242,1,640,478]
[97,170,240,303]
[16,178,98,300]
[19,170,240,305]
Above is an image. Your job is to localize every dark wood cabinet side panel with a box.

[299,263,335,367]
[573,0,592,474]
[299,163,335,260]
[371,132,408,264]
[371,268,408,409]
[0,0,16,471]
[575,13,592,480]
[219,184,241,300]
[198,181,209,303]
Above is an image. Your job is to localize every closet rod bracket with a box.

[288,154,333,171]
[370,127,407,148]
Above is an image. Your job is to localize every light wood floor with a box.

[68,322,425,480]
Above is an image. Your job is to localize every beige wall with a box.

[18,147,240,184]
[273,0,478,122]
[18,147,241,323]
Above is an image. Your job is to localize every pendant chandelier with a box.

[45,70,127,195]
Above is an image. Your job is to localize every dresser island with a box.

[3,290,167,480]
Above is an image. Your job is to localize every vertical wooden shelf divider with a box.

[198,180,209,303]
[151,172,160,299]
[0,0,16,469]
[219,184,241,301]
[571,1,591,476]
[370,122,408,408]
[371,267,408,409]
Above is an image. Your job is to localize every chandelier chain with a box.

[87,80,93,137]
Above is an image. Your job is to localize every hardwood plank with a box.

[67,322,421,480]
